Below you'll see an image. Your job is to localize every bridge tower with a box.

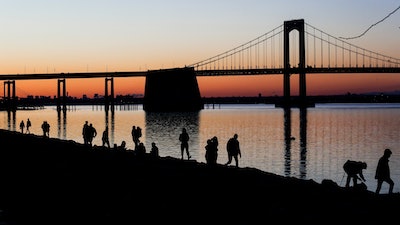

[282,19,310,107]
[57,78,67,112]
[105,77,115,112]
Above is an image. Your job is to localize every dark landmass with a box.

[0,129,399,225]
[202,94,400,105]
[3,93,400,110]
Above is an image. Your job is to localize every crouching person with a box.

[343,160,367,189]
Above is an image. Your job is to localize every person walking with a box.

[102,126,110,148]
[26,118,31,134]
[179,128,191,160]
[225,133,241,167]
[375,148,394,194]
[82,121,89,145]
[19,120,25,133]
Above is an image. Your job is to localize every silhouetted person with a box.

[150,142,159,158]
[205,136,218,165]
[375,148,394,194]
[26,118,31,134]
[343,160,367,188]
[179,128,191,160]
[131,125,137,147]
[87,123,97,146]
[225,133,241,167]
[135,142,146,156]
[41,121,50,137]
[19,120,25,133]
[82,121,89,145]
[102,126,110,148]
[131,126,142,148]
[205,139,213,164]
[118,141,127,151]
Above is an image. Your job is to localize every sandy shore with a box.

[0,129,399,225]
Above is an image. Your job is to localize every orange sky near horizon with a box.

[7,73,400,99]
[1,1,399,98]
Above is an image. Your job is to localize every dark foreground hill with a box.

[0,129,399,225]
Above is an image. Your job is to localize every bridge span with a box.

[1,66,400,80]
[1,19,400,111]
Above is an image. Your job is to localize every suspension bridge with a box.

[1,19,399,111]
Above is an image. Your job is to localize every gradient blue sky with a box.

[0,0,399,97]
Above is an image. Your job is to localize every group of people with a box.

[179,128,241,167]
[343,148,394,194]
[19,118,49,137]
[82,121,97,146]
[19,118,32,134]
[41,121,50,137]
[131,125,143,148]
[15,119,396,194]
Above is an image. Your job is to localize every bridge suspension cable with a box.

[189,20,400,74]
[305,22,400,69]
[188,24,284,71]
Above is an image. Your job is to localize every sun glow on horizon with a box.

[3,73,399,99]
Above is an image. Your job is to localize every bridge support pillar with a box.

[143,67,203,112]
[3,80,16,111]
[105,77,115,112]
[57,78,67,112]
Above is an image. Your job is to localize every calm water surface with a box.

[1,103,399,193]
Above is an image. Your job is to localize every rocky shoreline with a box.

[0,129,399,225]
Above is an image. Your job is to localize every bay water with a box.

[1,103,399,193]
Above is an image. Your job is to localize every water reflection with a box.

[104,110,115,145]
[7,110,16,131]
[299,107,307,179]
[145,111,200,159]
[284,107,292,177]
[57,110,67,139]
[283,107,308,179]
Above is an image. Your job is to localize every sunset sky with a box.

[0,0,399,98]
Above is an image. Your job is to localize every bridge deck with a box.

[0,67,399,80]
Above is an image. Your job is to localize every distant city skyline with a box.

[1,0,399,98]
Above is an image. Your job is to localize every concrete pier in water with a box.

[143,67,203,112]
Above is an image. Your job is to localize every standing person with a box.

[210,136,219,164]
[45,121,50,137]
[41,121,50,137]
[26,118,31,134]
[131,125,137,147]
[205,136,218,165]
[102,126,110,148]
[375,148,395,194]
[131,126,142,149]
[225,133,241,167]
[179,128,191,160]
[19,120,25,133]
[136,126,142,146]
[82,121,89,145]
[343,160,367,188]
[87,123,97,146]
[205,139,213,164]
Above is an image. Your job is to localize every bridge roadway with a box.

[0,67,399,80]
